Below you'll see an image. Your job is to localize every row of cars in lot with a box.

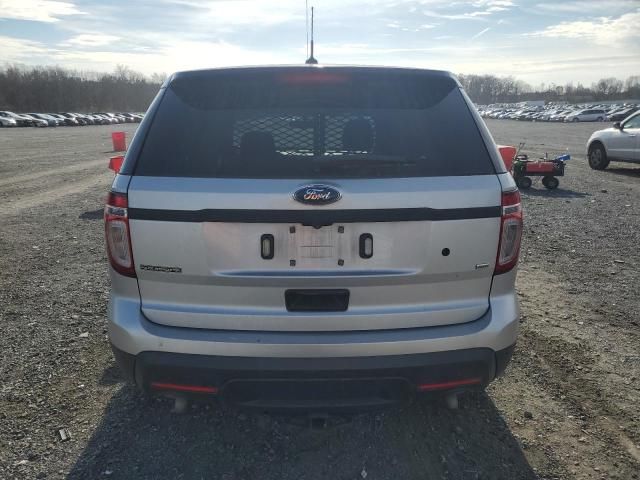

[478,99,640,169]
[0,111,143,127]
[479,103,639,123]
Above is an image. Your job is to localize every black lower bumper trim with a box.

[111,345,515,411]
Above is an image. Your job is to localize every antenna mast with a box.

[305,5,318,64]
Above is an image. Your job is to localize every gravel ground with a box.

[0,120,638,480]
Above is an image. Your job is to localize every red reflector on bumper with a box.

[150,382,218,394]
[416,378,481,392]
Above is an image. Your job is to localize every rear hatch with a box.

[125,67,502,332]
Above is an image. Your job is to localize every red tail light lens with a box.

[495,189,523,275]
[104,191,136,277]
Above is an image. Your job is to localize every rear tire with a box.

[542,176,559,190]
[516,176,532,189]
[572,117,579,122]
[597,117,604,122]
[588,144,609,170]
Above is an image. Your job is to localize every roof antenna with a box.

[305,5,318,64]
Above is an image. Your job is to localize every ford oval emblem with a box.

[293,184,341,205]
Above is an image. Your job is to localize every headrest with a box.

[342,118,373,152]
[239,131,276,160]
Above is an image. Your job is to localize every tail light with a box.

[104,191,136,277]
[495,189,523,275]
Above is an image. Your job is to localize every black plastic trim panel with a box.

[110,344,516,411]
[128,206,501,224]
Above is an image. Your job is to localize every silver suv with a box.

[105,66,522,410]
[565,108,607,122]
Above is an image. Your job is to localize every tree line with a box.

[458,73,640,105]
[0,65,165,113]
[0,64,638,112]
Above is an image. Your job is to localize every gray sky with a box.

[0,0,638,85]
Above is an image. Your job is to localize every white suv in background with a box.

[587,111,640,169]
[565,109,607,122]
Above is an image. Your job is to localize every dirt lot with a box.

[0,120,638,480]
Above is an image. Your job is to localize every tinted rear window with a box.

[135,69,494,178]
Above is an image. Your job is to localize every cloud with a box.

[534,1,636,14]
[166,0,302,28]
[529,10,640,45]
[64,34,120,47]
[422,1,514,20]
[422,9,489,20]
[0,0,638,87]
[471,0,514,11]
[49,39,290,74]
[0,32,289,74]
[0,0,84,23]
[0,35,48,59]
[455,54,640,78]
[473,0,514,6]
[301,42,512,59]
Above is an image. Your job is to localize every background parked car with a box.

[59,112,87,125]
[19,114,49,127]
[49,113,79,126]
[564,109,607,122]
[74,113,95,125]
[106,113,124,123]
[587,111,640,169]
[88,113,109,125]
[116,113,137,123]
[29,113,60,126]
[0,110,37,127]
[93,113,118,124]
[608,107,639,122]
[0,113,18,127]
[477,102,639,123]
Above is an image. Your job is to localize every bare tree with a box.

[0,64,164,112]
[1,65,638,111]
[594,78,624,98]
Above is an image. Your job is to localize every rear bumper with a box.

[112,344,515,410]
[108,288,519,358]
[108,269,519,409]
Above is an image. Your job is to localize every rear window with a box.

[134,69,494,178]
